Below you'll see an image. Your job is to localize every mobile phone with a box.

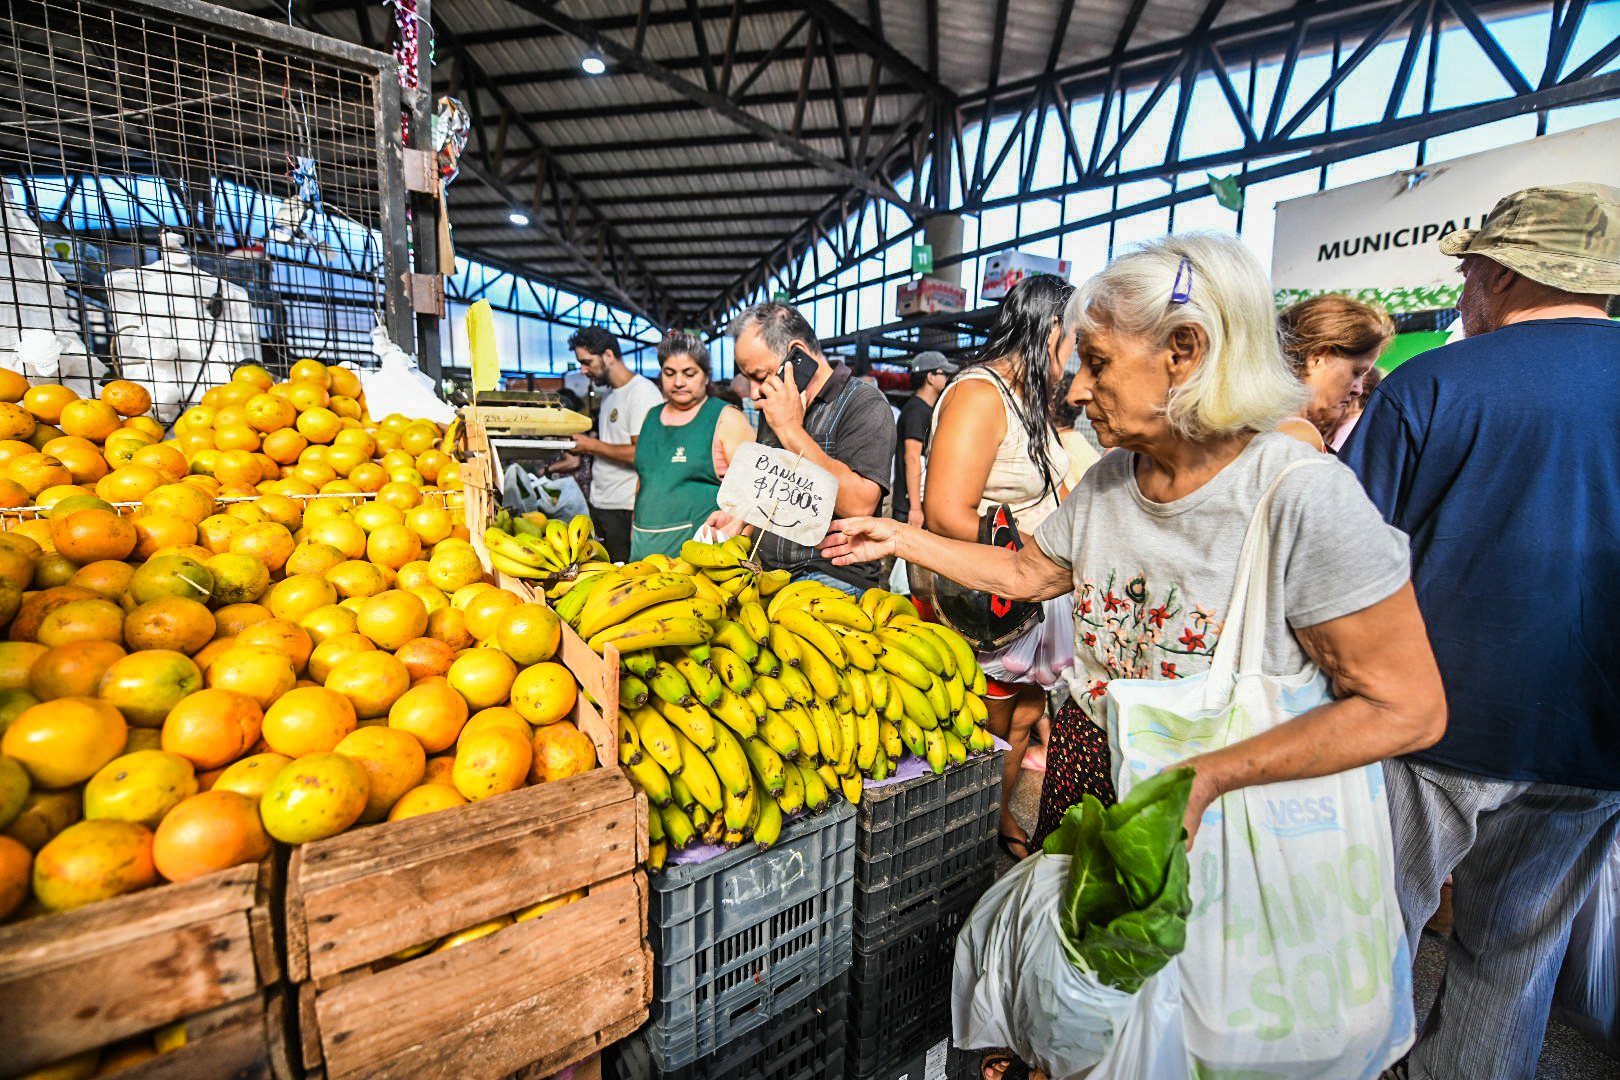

[779,346,819,393]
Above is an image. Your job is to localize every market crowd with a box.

[552,181,1620,1080]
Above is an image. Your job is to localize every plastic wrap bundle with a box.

[979,593,1076,688]
[359,324,455,424]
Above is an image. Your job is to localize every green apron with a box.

[630,396,726,560]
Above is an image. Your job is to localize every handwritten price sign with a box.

[716,442,838,547]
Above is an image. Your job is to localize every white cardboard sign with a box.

[716,442,838,547]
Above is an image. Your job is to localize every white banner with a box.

[1271,119,1620,310]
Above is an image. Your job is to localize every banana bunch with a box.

[484,513,610,581]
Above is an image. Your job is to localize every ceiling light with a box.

[581,54,606,76]
[508,211,530,226]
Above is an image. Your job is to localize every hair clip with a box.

[1170,256,1193,305]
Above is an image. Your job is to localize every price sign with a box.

[716,442,838,548]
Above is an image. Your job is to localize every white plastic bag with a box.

[1102,458,1413,1079]
[359,324,455,424]
[952,851,1190,1080]
[1555,836,1620,1051]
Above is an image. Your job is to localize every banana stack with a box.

[483,520,998,875]
[484,510,611,580]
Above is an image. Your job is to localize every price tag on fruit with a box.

[716,442,837,547]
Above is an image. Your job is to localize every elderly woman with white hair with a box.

[821,232,1447,849]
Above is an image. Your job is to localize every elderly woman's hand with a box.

[820,517,900,565]
[1175,761,1225,847]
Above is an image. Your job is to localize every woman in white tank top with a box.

[919,275,1074,860]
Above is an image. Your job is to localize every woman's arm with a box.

[711,404,755,478]
[819,516,1072,602]
[1178,582,1446,840]
[922,380,1005,541]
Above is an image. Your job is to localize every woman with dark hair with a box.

[918,274,1074,860]
[629,331,755,559]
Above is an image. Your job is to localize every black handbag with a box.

[909,502,1043,652]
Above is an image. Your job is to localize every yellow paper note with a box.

[467,300,500,392]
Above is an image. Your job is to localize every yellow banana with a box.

[963,692,988,724]
[656,697,719,753]
[795,639,842,701]
[736,601,770,647]
[776,663,817,706]
[878,645,933,691]
[681,539,742,569]
[757,709,801,760]
[625,755,673,807]
[840,774,863,805]
[795,760,830,813]
[555,571,619,626]
[855,709,879,773]
[707,721,754,800]
[754,675,790,712]
[710,620,761,664]
[766,580,823,620]
[777,759,806,813]
[750,645,782,678]
[636,596,724,624]
[879,718,903,761]
[617,709,643,765]
[757,568,792,595]
[899,715,926,757]
[893,678,939,730]
[674,656,724,708]
[913,619,978,684]
[846,668,872,715]
[567,515,594,564]
[942,728,968,767]
[943,671,966,716]
[690,572,730,609]
[835,708,857,775]
[648,840,668,871]
[777,607,847,668]
[486,528,563,571]
[721,776,755,832]
[709,647,755,695]
[631,705,682,774]
[711,686,759,739]
[672,726,724,813]
[741,737,786,796]
[878,626,945,674]
[768,624,802,668]
[805,596,874,632]
[489,550,552,581]
[588,616,714,656]
[577,574,698,640]
[868,667,893,711]
[544,518,570,561]
[923,726,947,774]
[831,626,881,670]
[807,699,841,765]
[859,588,887,623]
[815,763,841,795]
[752,782,783,847]
[925,673,951,720]
[779,702,821,764]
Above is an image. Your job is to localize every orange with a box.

[47,441,109,485]
[405,506,453,546]
[5,452,70,497]
[300,604,358,645]
[509,662,577,727]
[387,679,469,754]
[36,597,126,648]
[307,631,375,683]
[130,443,188,483]
[0,834,29,920]
[421,755,456,786]
[260,428,307,465]
[529,721,597,783]
[295,407,342,445]
[244,393,296,433]
[131,514,198,561]
[196,511,249,553]
[0,368,27,404]
[104,429,157,468]
[252,453,282,483]
[2,696,127,787]
[83,749,197,827]
[289,359,331,386]
[266,573,338,622]
[495,604,561,666]
[324,445,364,476]
[32,819,155,911]
[324,646,411,719]
[288,460,337,488]
[212,400,252,426]
[395,561,432,590]
[129,554,214,605]
[223,502,267,525]
[161,688,262,770]
[234,364,274,391]
[285,542,347,578]
[351,502,404,534]
[387,782,466,822]
[461,707,532,746]
[230,522,295,574]
[8,517,54,554]
[69,560,134,600]
[28,640,126,701]
[140,482,214,524]
[328,367,362,399]
[97,649,204,728]
[325,559,387,600]
[213,423,260,453]
[213,448,261,488]
[348,462,387,493]
[22,384,77,424]
[401,423,440,456]
[377,481,422,511]
[261,685,356,756]
[205,552,272,607]
[446,649,518,712]
[334,725,425,822]
[206,645,296,711]
[0,477,28,508]
[123,597,215,655]
[306,516,367,559]
[395,637,456,682]
[100,380,152,418]
[59,399,122,442]
[259,751,369,843]
[252,493,301,530]
[189,636,237,672]
[183,437,220,465]
[438,463,463,491]
[453,727,531,801]
[379,449,415,473]
[464,588,521,642]
[356,590,429,651]
[0,542,30,589]
[300,443,329,465]
[235,618,313,675]
[415,450,452,483]
[0,439,33,468]
[213,603,273,639]
[36,482,90,508]
[30,551,76,590]
[209,751,293,798]
[152,789,271,882]
[9,586,98,643]
[25,421,63,450]
[123,416,165,441]
[96,464,164,503]
[286,380,330,412]
[426,607,474,650]
[329,396,362,420]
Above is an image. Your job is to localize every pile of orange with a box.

[0,361,592,937]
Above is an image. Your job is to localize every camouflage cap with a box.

[1439,182,1620,294]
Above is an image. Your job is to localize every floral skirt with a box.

[1032,699,1116,847]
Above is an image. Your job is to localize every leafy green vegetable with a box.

[1045,766,1196,993]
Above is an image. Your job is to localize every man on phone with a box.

[712,302,896,595]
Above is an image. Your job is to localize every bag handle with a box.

[1202,457,1334,704]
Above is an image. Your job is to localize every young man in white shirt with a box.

[566,327,663,562]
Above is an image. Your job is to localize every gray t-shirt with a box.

[1033,432,1410,715]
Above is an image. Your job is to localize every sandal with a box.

[997,833,1033,860]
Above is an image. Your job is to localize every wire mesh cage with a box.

[0,0,406,422]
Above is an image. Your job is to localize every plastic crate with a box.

[647,803,856,1070]
[614,976,848,1080]
[858,752,1003,861]
[848,1034,984,1080]
[846,872,993,1078]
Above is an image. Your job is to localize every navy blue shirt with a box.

[1341,318,1620,789]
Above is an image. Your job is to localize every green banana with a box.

[741,737,786,796]
[674,655,724,708]
[647,799,665,841]
[899,715,926,757]
[710,620,761,664]
[648,661,695,708]
[672,775,698,813]
[660,803,696,849]
[618,674,650,708]
[750,644,782,678]
[621,649,657,679]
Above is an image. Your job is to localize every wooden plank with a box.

[295,779,639,978]
[115,995,278,1080]
[506,1011,641,1080]
[312,874,647,1079]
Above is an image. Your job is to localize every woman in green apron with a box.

[630,333,756,560]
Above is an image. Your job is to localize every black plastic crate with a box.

[846,872,994,1079]
[646,803,856,1070]
[847,1035,984,1080]
[615,976,849,1080]
[857,752,1003,864]
[854,804,998,948]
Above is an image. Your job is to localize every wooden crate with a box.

[100,991,294,1080]
[0,858,281,1076]
[285,687,650,1080]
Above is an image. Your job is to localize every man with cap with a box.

[893,350,958,528]
[1341,183,1620,1080]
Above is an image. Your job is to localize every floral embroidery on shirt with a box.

[1072,570,1223,720]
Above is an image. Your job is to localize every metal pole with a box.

[410,0,442,385]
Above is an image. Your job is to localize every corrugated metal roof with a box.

[217,0,1314,323]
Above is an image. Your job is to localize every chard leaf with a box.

[1103,767,1196,908]
[1060,797,1128,946]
